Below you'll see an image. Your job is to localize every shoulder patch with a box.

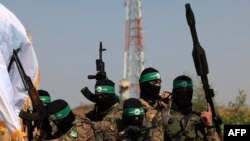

[68,128,78,139]
[146,110,157,121]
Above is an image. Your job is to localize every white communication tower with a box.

[119,0,144,100]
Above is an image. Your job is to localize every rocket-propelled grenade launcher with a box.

[185,3,222,137]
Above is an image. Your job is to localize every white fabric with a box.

[0,3,39,132]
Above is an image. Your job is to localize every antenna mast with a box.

[120,0,144,100]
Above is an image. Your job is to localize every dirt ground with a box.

[72,104,94,117]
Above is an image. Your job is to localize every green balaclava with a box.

[172,75,193,114]
[95,79,118,111]
[139,67,161,101]
[38,89,51,104]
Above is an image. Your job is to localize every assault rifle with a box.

[88,41,107,81]
[8,48,51,140]
[124,125,156,133]
[81,41,107,102]
[185,3,222,139]
[121,125,156,141]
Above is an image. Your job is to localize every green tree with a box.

[221,89,250,125]
[188,74,207,111]
[228,89,247,111]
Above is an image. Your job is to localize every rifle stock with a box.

[81,87,97,103]
[185,3,222,139]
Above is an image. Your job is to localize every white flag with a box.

[0,3,39,135]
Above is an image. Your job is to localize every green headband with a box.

[95,86,115,94]
[173,80,192,89]
[139,72,161,83]
[39,96,51,103]
[49,105,71,120]
[123,107,145,116]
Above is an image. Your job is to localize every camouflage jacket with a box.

[47,116,117,141]
[139,98,166,127]
[86,102,123,122]
[102,103,123,122]
[162,104,220,141]
[91,103,122,141]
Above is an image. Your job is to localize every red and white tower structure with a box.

[119,0,144,100]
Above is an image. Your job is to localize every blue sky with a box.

[2,0,250,108]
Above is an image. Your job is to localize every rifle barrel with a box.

[12,49,29,90]
[99,41,106,60]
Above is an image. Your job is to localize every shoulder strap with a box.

[162,100,172,129]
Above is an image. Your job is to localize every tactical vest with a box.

[164,111,206,141]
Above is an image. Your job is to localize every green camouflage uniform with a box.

[140,99,165,125]
[47,116,117,141]
[162,104,220,141]
[91,103,122,141]
[102,103,123,122]
[139,98,165,141]
[92,119,117,141]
